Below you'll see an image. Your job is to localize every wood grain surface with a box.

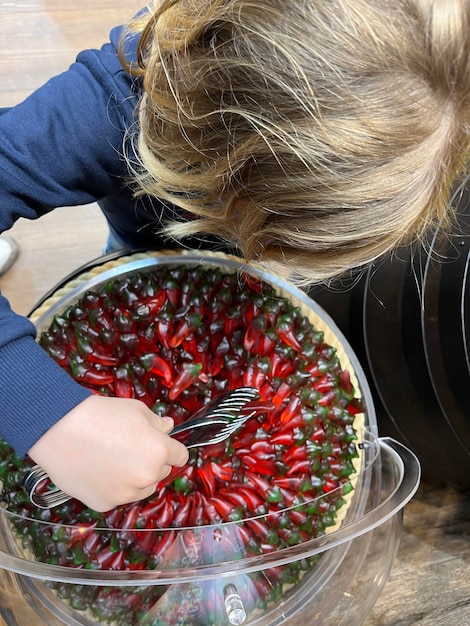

[0,2,469,625]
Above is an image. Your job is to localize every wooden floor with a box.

[0,0,140,315]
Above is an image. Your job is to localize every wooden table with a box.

[364,479,470,626]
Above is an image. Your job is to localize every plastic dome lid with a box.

[0,435,419,626]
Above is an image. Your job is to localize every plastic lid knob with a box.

[224,584,247,625]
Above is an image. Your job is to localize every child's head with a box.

[122,0,470,285]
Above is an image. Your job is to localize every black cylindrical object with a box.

[310,186,470,488]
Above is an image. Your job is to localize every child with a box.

[1,0,469,511]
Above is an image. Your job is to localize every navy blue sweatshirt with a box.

[0,24,183,456]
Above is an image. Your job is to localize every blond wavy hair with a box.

[121,0,470,285]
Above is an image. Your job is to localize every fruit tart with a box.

[0,251,373,626]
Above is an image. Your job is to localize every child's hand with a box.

[28,395,189,512]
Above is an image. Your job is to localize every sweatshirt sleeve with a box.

[0,29,139,456]
[0,37,138,230]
